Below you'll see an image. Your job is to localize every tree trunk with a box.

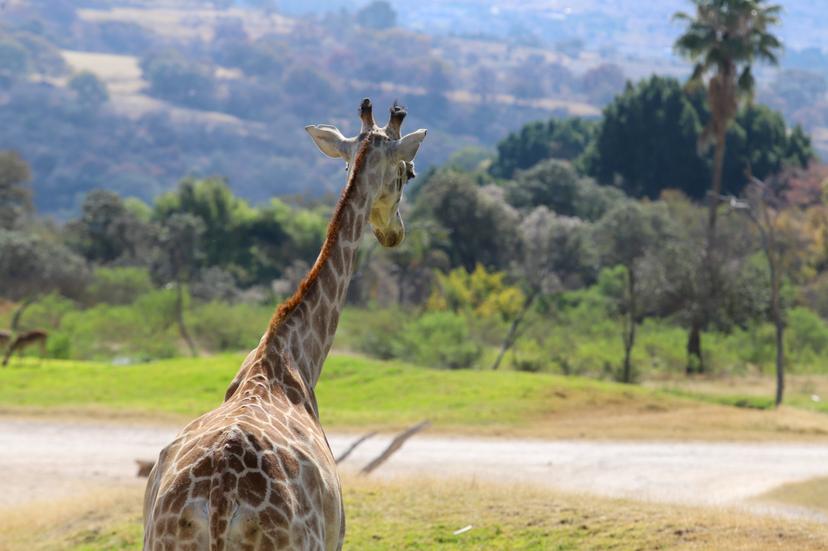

[176,280,198,357]
[769,251,784,407]
[707,131,727,236]
[774,316,784,407]
[694,129,728,377]
[10,296,36,331]
[686,320,703,374]
[491,290,537,371]
[621,267,636,384]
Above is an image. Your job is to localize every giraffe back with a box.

[143,351,343,551]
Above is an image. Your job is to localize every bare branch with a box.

[359,421,430,475]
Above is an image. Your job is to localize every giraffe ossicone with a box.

[143,98,426,551]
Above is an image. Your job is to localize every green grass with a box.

[2,354,827,440]
[0,353,668,427]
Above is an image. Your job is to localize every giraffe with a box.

[2,329,48,367]
[143,98,427,551]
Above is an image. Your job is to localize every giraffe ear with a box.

[305,125,354,160]
[394,129,428,162]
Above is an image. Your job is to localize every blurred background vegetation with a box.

[2,0,828,401]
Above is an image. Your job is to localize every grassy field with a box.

[1,354,827,440]
[761,476,828,515]
[1,477,826,551]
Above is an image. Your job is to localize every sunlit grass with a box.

[1,354,827,440]
[3,479,828,551]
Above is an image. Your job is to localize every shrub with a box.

[188,301,269,352]
[339,308,405,360]
[394,311,481,369]
[787,307,828,362]
[85,267,153,305]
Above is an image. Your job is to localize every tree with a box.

[584,77,812,201]
[0,151,32,230]
[356,1,398,29]
[723,105,813,187]
[414,171,518,271]
[0,230,89,330]
[675,0,782,235]
[154,178,253,273]
[593,202,672,383]
[505,158,627,222]
[152,214,205,357]
[490,118,595,179]
[675,0,783,374]
[69,71,109,111]
[642,191,767,373]
[68,190,156,265]
[492,207,597,370]
[585,76,707,199]
[724,175,802,406]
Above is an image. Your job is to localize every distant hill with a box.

[0,0,824,216]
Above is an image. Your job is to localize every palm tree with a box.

[673,0,782,373]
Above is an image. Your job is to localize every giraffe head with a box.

[306,98,427,247]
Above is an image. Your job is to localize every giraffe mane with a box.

[266,135,373,337]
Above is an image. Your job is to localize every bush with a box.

[787,307,828,362]
[394,311,481,369]
[511,339,545,372]
[85,267,153,305]
[338,308,405,360]
[188,301,270,352]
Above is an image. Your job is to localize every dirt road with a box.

[2,417,826,519]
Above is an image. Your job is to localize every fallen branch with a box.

[335,431,376,464]
[359,420,430,475]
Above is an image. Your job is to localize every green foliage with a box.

[490,118,595,179]
[428,264,525,321]
[594,202,671,270]
[340,308,406,360]
[674,0,782,97]
[506,159,625,221]
[0,229,90,302]
[0,150,32,230]
[68,190,156,265]
[723,104,814,187]
[415,171,518,271]
[786,307,828,361]
[585,76,707,199]
[85,267,153,305]
[188,301,270,352]
[154,178,301,285]
[585,76,812,200]
[53,289,179,360]
[394,311,482,369]
[14,292,76,331]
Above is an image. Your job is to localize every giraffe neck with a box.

[262,147,373,389]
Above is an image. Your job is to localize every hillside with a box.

[2,0,825,216]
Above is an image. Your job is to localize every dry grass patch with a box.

[0,485,142,551]
[3,478,828,550]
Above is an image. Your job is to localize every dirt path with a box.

[2,418,827,520]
